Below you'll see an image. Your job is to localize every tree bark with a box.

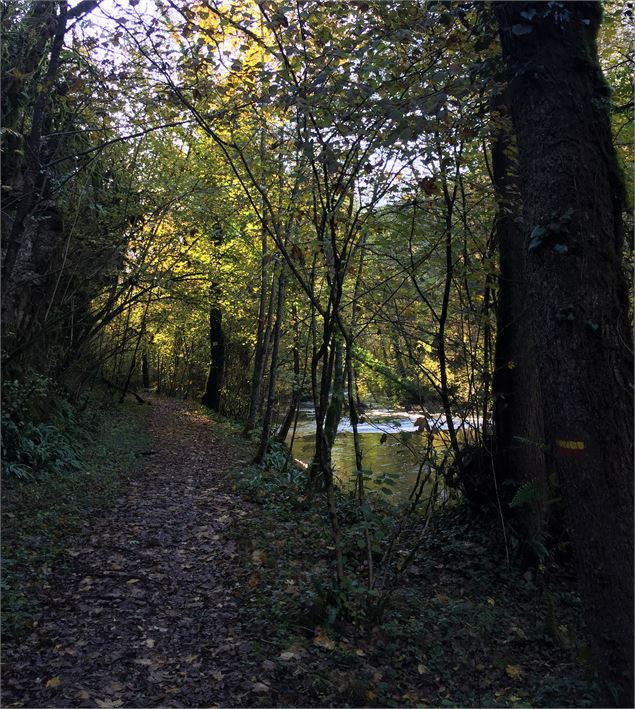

[141,348,150,390]
[2,2,68,300]
[254,268,286,463]
[489,91,548,543]
[495,3,634,704]
[323,339,345,451]
[244,223,270,435]
[201,287,225,412]
[276,305,302,444]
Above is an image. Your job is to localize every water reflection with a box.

[287,408,471,500]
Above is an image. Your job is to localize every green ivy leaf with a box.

[528,225,546,251]
[511,24,533,36]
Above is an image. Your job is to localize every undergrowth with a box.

[221,436,600,707]
[1,379,150,641]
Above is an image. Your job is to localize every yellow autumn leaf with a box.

[46,677,61,688]
[506,664,523,679]
[313,629,335,650]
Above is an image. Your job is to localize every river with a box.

[287,407,477,500]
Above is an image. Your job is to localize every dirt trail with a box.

[3,397,263,708]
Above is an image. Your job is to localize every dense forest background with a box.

[1,1,633,707]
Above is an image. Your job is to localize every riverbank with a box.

[223,437,599,707]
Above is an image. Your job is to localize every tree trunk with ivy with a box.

[495,3,633,704]
[489,92,549,550]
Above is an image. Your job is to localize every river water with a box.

[287,407,475,500]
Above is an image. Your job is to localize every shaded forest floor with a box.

[2,397,599,708]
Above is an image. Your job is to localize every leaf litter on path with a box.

[1,396,265,708]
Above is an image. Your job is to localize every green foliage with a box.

[230,464,599,707]
[231,438,307,503]
[1,397,150,640]
[509,479,545,509]
[1,372,83,479]
[353,346,430,403]
[307,573,375,627]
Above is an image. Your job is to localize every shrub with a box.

[1,371,83,479]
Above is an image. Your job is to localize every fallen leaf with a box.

[252,682,269,693]
[417,663,429,674]
[145,638,156,648]
[148,670,167,683]
[45,677,61,688]
[487,596,496,606]
[506,664,523,679]
[127,578,140,584]
[251,550,265,564]
[279,651,298,661]
[313,629,335,650]
[248,572,260,588]
[212,670,223,681]
[95,700,124,708]
[355,648,366,656]
[79,576,93,589]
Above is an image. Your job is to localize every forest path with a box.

[3,397,264,708]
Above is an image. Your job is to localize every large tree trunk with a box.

[490,93,548,545]
[1,2,67,304]
[495,3,633,704]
